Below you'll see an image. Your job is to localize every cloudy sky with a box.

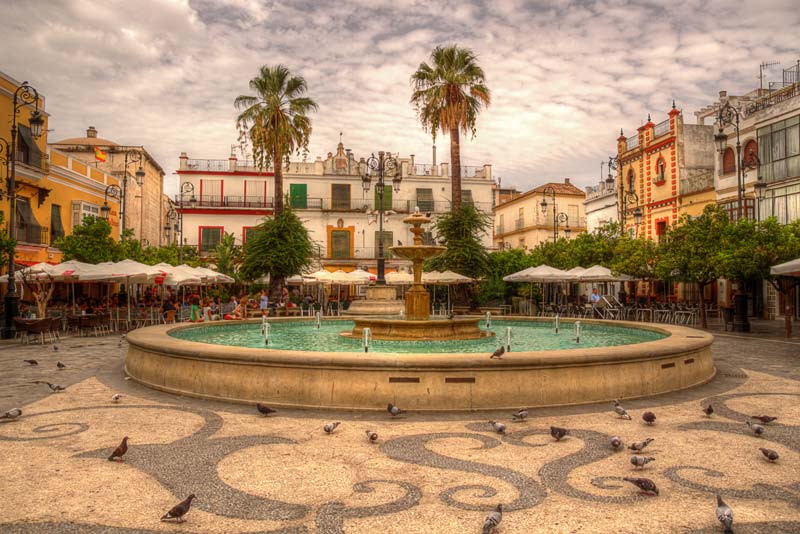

[2,0,798,195]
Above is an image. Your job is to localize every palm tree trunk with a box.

[273,146,284,216]
[450,127,462,211]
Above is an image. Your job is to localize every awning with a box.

[771,258,800,278]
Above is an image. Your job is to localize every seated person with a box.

[224,302,243,320]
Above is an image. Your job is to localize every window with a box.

[199,227,223,255]
[374,184,392,211]
[15,124,44,169]
[71,201,100,229]
[51,204,65,244]
[289,183,308,209]
[374,230,393,258]
[743,140,759,168]
[627,169,635,191]
[331,230,351,259]
[655,158,666,183]
[462,189,474,205]
[243,226,258,245]
[331,184,351,210]
[719,199,755,222]
[244,180,267,207]
[200,179,223,206]
[758,116,800,183]
[416,188,434,212]
[518,237,526,249]
[655,220,667,243]
[16,197,45,244]
[722,148,736,174]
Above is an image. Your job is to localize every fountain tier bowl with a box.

[342,317,494,341]
[125,317,714,411]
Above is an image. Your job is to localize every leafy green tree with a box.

[609,237,659,282]
[235,65,318,216]
[0,212,15,272]
[656,205,729,327]
[410,45,490,210]
[241,208,313,299]
[568,222,621,267]
[425,203,491,279]
[54,215,117,263]
[479,248,532,304]
[114,228,145,262]
[213,232,242,282]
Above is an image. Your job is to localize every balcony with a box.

[15,224,48,245]
[186,159,230,172]
[178,195,275,209]
[653,119,670,138]
[626,135,639,151]
[495,225,504,235]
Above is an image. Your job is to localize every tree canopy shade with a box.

[213,232,243,283]
[425,203,491,280]
[241,208,313,298]
[410,45,490,211]
[54,215,118,264]
[235,65,318,216]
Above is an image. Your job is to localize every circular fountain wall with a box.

[124,317,714,411]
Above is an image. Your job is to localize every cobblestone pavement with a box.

[0,320,797,533]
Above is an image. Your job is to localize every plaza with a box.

[0,319,797,533]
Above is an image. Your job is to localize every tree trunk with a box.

[449,127,462,211]
[699,282,708,329]
[273,146,283,216]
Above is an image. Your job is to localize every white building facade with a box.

[174,142,495,271]
[583,180,618,233]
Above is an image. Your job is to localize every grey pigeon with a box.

[490,346,505,359]
[703,404,714,417]
[1,408,22,420]
[550,426,568,441]
[256,403,277,416]
[111,394,122,403]
[108,436,129,462]
[642,411,656,425]
[57,361,66,370]
[365,430,378,443]
[623,477,659,496]
[628,438,654,452]
[425,212,431,218]
[323,421,341,434]
[746,421,764,436]
[715,495,733,533]
[489,420,506,434]
[397,240,402,246]
[759,447,779,462]
[23,359,38,366]
[751,415,777,424]
[482,503,503,534]
[387,403,405,417]
[161,494,195,523]
[613,401,632,420]
[52,344,59,352]
[630,455,655,469]
[511,409,528,421]
[610,436,623,450]
[35,381,65,392]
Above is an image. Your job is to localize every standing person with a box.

[590,288,601,318]
[260,289,269,317]
[189,293,202,322]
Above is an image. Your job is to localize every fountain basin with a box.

[343,317,493,341]
[124,317,714,411]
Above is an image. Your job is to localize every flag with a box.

[94,147,107,162]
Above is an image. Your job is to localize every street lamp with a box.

[100,184,121,221]
[119,150,146,235]
[608,155,643,234]
[178,181,196,263]
[164,206,177,244]
[539,186,570,241]
[753,175,766,222]
[359,151,401,285]
[714,101,745,220]
[3,81,45,340]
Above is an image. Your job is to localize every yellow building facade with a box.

[1,70,120,269]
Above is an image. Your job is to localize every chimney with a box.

[564,178,571,185]
[432,144,436,166]
[719,90,727,99]
[87,126,97,138]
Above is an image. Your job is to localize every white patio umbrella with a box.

[194,266,235,284]
[385,271,413,285]
[504,265,576,283]
[0,262,68,282]
[346,269,375,284]
[578,265,632,282]
[771,258,800,277]
[307,270,334,283]
[152,263,203,286]
[82,259,166,284]
[566,266,587,276]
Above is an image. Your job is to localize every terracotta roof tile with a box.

[531,181,585,195]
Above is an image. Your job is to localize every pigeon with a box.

[703,404,714,417]
[746,421,764,436]
[489,420,506,434]
[323,421,341,434]
[715,495,734,533]
[365,430,378,443]
[111,394,122,403]
[52,345,59,352]
[0,408,22,420]
[23,359,38,366]
[256,403,277,416]
[630,455,656,469]
[759,447,779,462]
[490,346,505,359]
[482,503,503,534]
[387,403,405,417]
[511,409,529,421]
[397,240,402,246]
[447,312,454,320]
[57,361,66,370]
[623,477,659,496]
[161,494,195,523]
[751,415,777,424]
[610,436,623,450]
[425,212,432,218]
[550,426,569,441]
[108,436,129,462]
[642,411,657,425]
[613,400,632,420]
[34,381,66,392]
[628,438,654,452]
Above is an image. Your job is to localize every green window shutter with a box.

[331,230,351,258]
[416,188,434,212]
[50,204,65,243]
[289,183,307,209]
[332,184,351,210]
[374,185,392,211]
[461,189,474,205]
[200,228,222,254]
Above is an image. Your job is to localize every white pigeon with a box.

[112,394,123,403]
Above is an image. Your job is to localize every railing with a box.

[186,159,230,172]
[15,224,49,245]
[409,164,441,176]
[495,225,504,235]
[190,195,275,208]
[747,82,799,114]
[515,218,524,230]
[456,165,484,178]
[626,135,639,150]
[653,119,670,138]
[679,171,714,196]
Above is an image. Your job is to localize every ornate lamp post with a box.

[539,186,571,241]
[100,184,121,221]
[359,151,401,285]
[607,156,642,235]
[3,81,45,339]
[713,101,744,220]
[120,151,146,235]
[753,175,766,222]
[178,182,196,263]
[164,206,178,245]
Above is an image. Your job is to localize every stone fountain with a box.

[343,208,492,341]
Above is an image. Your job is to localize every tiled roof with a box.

[531,182,585,195]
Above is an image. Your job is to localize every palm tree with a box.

[235,65,318,216]
[410,45,491,211]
